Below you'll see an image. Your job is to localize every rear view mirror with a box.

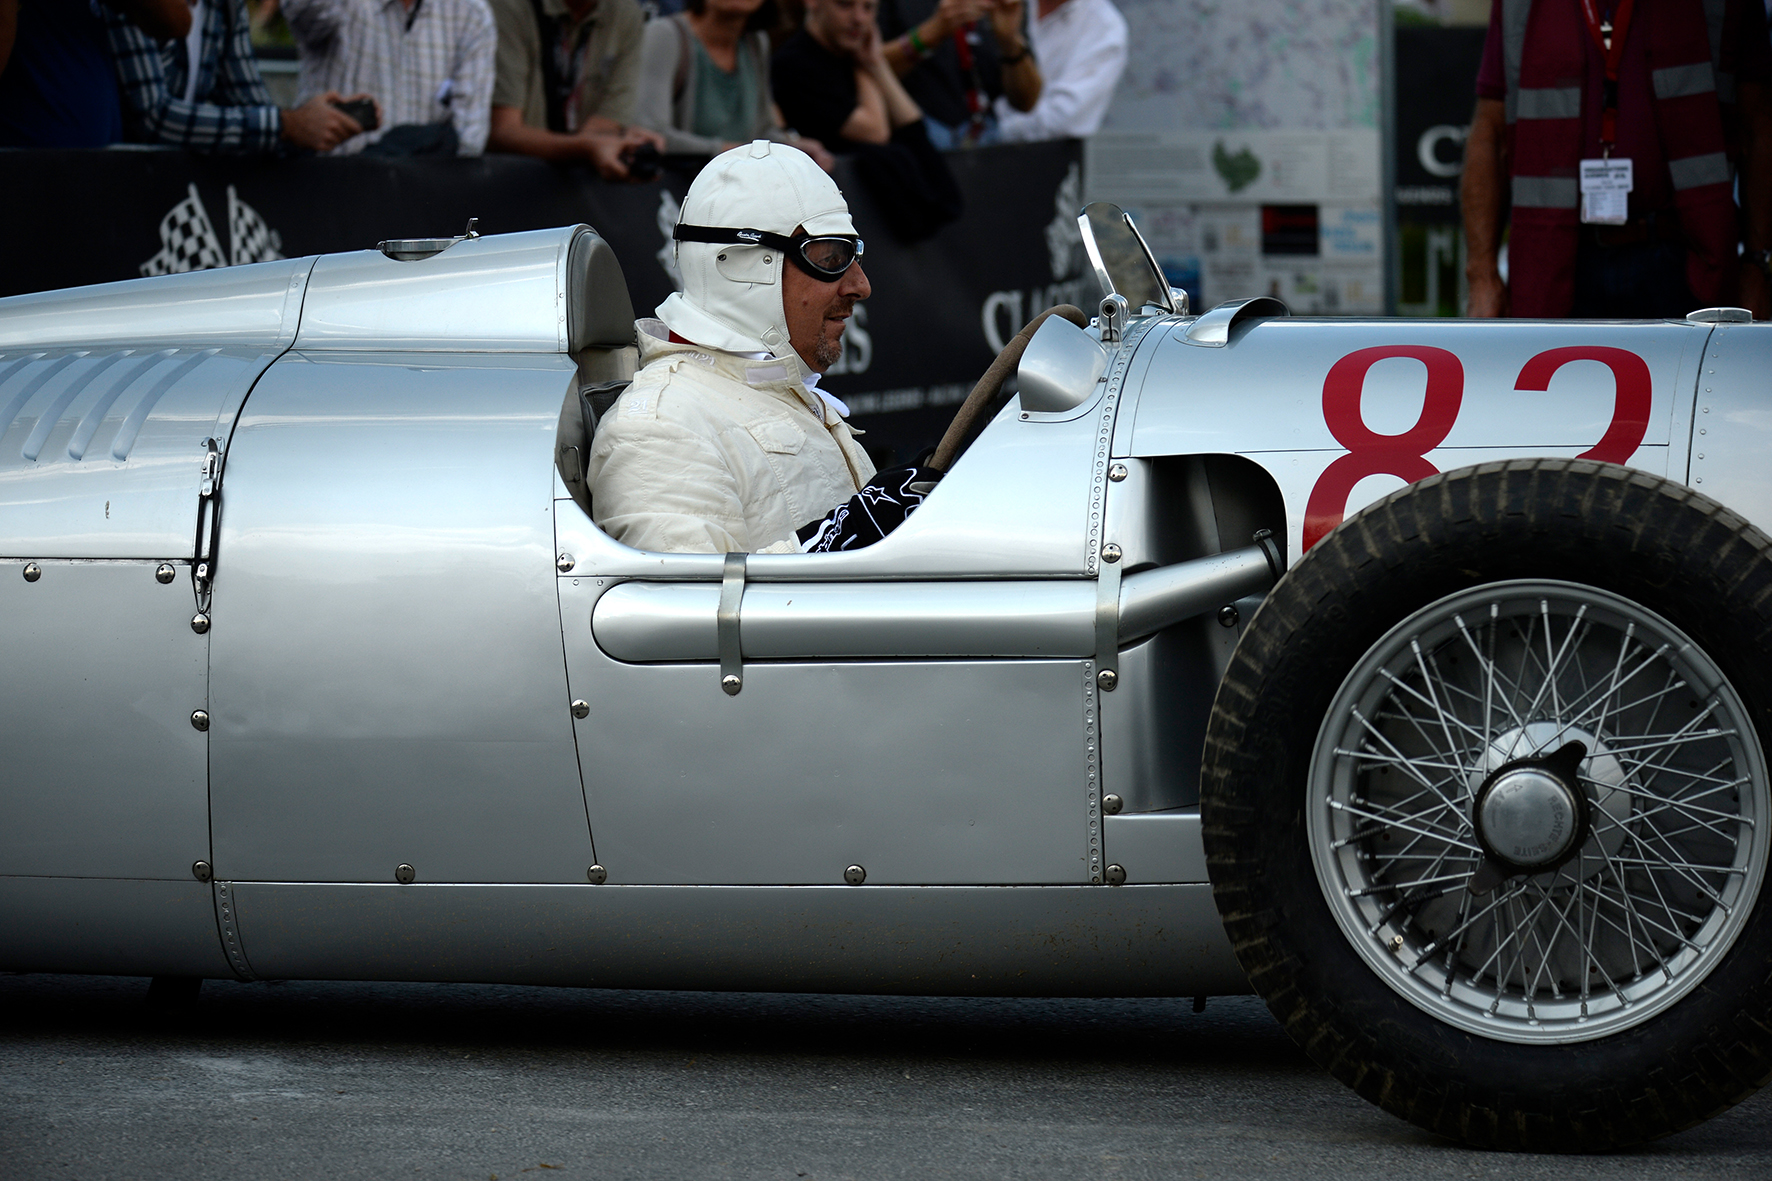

[1078,203,1179,314]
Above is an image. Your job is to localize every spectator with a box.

[879,0,1039,148]
[1463,0,1772,319]
[992,0,1122,142]
[0,0,189,146]
[105,0,366,153]
[773,0,961,238]
[485,0,663,179]
[282,0,495,156]
[635,0,835,168]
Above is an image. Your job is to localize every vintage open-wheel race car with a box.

[2,205,1769,1151]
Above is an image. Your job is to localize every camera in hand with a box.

[625,142,661,182]
[331,98,380,132]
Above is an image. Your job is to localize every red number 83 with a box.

[1302,345,1653,550]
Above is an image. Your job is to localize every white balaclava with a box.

[656,140,857,361]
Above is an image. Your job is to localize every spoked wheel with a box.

[1202,459,1772,1150]
[1314,580,1767,1041]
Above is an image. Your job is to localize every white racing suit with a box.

[587,321,876,553]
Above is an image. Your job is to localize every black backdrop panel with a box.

[0,142,1086,461]
[1394,27,1489,225]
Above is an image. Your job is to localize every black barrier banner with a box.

[1393,27,1488,226]
[0,141,1086,462]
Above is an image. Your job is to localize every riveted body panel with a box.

[0,559,209,879]
[0,877,231,976]
[207,351,596,886]
[224,881,1250,996]
[562,569,1092,886]
[1687,323,1772,511]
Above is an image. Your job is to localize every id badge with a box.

[1580,157,1633,225]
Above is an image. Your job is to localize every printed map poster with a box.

[1085,0,1385,314]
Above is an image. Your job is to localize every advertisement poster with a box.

[1086,0,1385,314]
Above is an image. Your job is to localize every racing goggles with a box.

[673,224,864,281]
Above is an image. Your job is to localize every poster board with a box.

[1085,0,1386,314]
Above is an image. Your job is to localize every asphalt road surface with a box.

[1,974,1768,1180]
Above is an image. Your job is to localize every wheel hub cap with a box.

[1476,764,1580,868]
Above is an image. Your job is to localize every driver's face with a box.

[782,239,871,374]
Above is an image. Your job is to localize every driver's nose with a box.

[842,261,872,301]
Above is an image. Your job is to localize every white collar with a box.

[679,330,852,420]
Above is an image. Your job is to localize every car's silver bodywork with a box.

[2,225,1768,1003]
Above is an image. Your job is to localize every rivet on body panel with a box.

[1097,668,1118,691]
[395,864,416,884]
[571,699,591,719]
[191,613,210,634]
[191,860,212,883]
[1101,543,1122,564]
[190,710,209,731]
[1108,463,1128,482]
[22,563,41,582]
[557,553,576,573]
[721,673,742,696]
[156,563,177,584]
[844,864,866,885]
[586,864,607,884]
[1102,794,1124,815]
[1105,864,1127,885]
[1218,604,1240,628]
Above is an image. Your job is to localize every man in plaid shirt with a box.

[105,0,366,153]
[283,0,496,156]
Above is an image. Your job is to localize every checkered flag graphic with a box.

[227,186,284,266]
[140,183,227,277]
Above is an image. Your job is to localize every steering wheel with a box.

[927,304,1091,472]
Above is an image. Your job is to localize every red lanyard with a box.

[951,23,985,118]
[1578,0,1635,150]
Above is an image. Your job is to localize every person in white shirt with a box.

[992,0,1124,142]
[283,0,497,155]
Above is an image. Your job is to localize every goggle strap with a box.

[672,224,799,253]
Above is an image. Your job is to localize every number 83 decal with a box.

[1302,345,1654,550]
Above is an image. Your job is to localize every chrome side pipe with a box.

[1117,534,1284,644]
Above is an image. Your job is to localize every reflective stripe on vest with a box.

[1502,0,1533,123]
[1669,150,1731,188]
[1513,175,1579,207]
[1653,61,1717,97]
[1518,86,1583,118]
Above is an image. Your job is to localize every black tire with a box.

[1201,458,1772,1151]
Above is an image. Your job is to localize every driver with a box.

[587,139,938,553]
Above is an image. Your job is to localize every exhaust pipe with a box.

[1117,531,1284,643]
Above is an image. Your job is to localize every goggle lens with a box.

[800,236,862,276]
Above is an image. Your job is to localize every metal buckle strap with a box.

[1095,543,1123,691]
[718,552,747,695]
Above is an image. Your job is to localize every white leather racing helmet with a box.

[656,140,857,360]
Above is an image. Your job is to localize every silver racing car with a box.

[3,207,1769,1151]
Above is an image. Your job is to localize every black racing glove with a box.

[796,465,943,553]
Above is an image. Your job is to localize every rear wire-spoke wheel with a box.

[1202,460,1772,1151]
[1313,581,1767,1043]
